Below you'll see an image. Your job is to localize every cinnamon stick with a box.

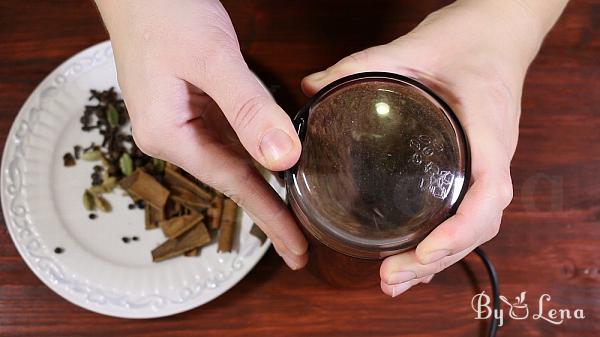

[144,204,158,230]
[249,223,267,245]
[184,247,200,257]
[159,214,203,239]
[166,199,184,218]
[218,198,238,252]
[170,186,212,209]
[165,161,179,172]
[120,169,169,209]
[208,194,224,230]
[151,222,210,262]
[164,166,212,201]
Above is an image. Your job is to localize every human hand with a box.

[302,0,561,296]
[95,0,308,269]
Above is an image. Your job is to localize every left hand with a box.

[301,0,545,297]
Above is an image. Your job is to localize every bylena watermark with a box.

[472,291,586,327]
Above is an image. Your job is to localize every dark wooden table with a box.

[1,1,598,336]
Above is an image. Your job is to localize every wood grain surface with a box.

[0,1,598,336]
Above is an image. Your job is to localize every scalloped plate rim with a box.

[0,40,274,319]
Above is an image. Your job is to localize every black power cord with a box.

[473,247,500,337]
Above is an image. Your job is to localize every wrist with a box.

[459,0,568,66]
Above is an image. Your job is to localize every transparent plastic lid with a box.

[285,72,470,259]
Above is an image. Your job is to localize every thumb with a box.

[301,47,394,96]
[301,43,429,96]
[187,51,301,171]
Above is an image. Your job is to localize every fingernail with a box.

[288,241,307,256]
[387,271,417,285]
[391,282,412,297]
[423,249,450,264]
[280,252,301,270]
[260,128,294,166]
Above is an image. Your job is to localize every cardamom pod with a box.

[119,153,133,176]
[107,104,119,128]
[81,150,103,161]
[102,176,118,192]
[88,185,105,195]
[152,158,166,173]
[83,190,95,211]
[94,194,112,212]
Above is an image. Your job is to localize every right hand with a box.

[95,0,308,269]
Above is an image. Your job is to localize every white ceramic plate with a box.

[1,41,277,318]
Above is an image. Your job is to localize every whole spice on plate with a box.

[163,166,212,201]
[184,247,200,257]
[81,150,103,161]
[249,223,267,245]
[83,190,95,211]
[170,187,212,210]
[120,169,170,210]
[106,104,119,128]
[144,204,159,229]
[159,213,203,239]
[64,88,256,263]
[73,145,81,159]
[63,153,76,167]
[218,199,238,252]
[119,153,133,176]
[208,194,224,230]
[151,222,211,262]
[94,194,112,213]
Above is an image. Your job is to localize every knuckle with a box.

[334,49,371,74]
[131,126,160,157]
[434,258,451,274]
[346,49,370,64]
[200,28,240,65]
[231,95,267,133]
[130,113,166,158]
[493,174,514,208]
[192,40,239,82]
[379,258,396,281]
[202,42,233,67]
[218,164,256,206]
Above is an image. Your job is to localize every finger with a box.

[131,93,308,270]
[300,41,435,97]
[182,48,301,172]
[414,108,514,265]
[182,135,308,269]
[380,274,435,298]
[380,247,473,286]
[422,274,435,284]
[272,237,309,271]
[301,46,395,96]
[413,175,508,265]
[178,128,308,268]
